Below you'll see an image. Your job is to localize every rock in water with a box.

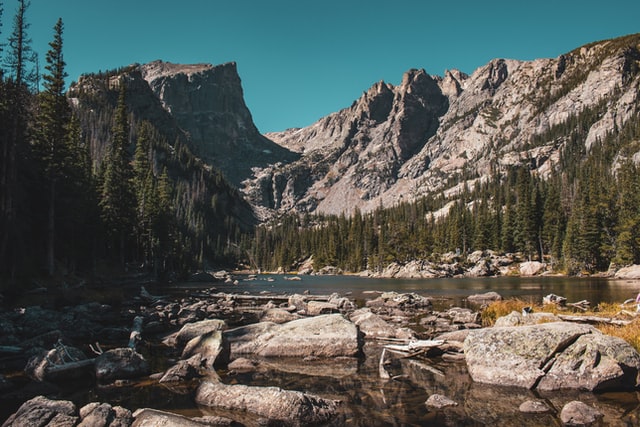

[463,322,640,391]
[195,380,340,426]
[560,401,603,426]
[95,348,150,382]
[224,313,360,358]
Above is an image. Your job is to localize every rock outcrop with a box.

[463,321,640,391]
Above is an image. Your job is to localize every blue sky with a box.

[2,0,639,133]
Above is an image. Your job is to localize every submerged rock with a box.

[560,401,603,426]
[95,348,150,383]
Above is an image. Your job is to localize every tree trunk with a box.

[47,179,56,276]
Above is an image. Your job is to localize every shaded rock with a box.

[2,395,77,427]
[464,322,640,391]
[132,408,215,426]
[166,319,226,347]
[225,314,360,358]
[259,308,301,324]
[366,292,432,311]
[306,301,338,316]
[519,399,552,413]
[350,308,415,340]
[78,402,132,427]
[560,401,603,426]
[25,345,91,382]
[159,354,204,383]
[287,294,308,312]
[95,348,150,383]
[466,291,502,305]
[195,380,340,426]
[227,357,256,373]
[181,330,230,368]
[446,307,479,324]
[425,393,458,409]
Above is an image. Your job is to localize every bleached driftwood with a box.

[128,316,144,350]
[379,348,390,379]
[557,314,632,326]
[384,340,445,354]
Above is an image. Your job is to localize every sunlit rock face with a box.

[246,35,640,217]
[139,60,298,187]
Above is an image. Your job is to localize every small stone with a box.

[519,399,551,413]
[560,401,603,426]
[425,394,458,409]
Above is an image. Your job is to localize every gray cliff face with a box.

[139,61,298,187]
[246,34,640,216]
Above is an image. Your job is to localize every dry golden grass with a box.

[481,299,640,352]
[480,298,533,327]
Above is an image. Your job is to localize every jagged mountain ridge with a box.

[245,33,640,217]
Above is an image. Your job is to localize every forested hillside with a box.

[0,2,254,290]
[252,89,640,275]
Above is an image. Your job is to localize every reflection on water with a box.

[6,276,640,425]
[180,274,640,309]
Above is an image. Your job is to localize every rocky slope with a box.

[244,34,640,216]
[69,60,297,188]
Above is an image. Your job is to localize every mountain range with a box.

[69,33,640,222]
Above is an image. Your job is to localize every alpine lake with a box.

[6,275,640,426]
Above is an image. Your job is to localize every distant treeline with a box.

[251,97,640,275]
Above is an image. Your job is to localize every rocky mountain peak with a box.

[246,33,640,218]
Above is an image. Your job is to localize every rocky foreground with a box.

[2,282,640,426]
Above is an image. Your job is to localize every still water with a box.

[150,274,640,426]
[8,275,640,426]
[192,274,640,308]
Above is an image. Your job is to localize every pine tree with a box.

[100,83,136,268]
[36,18,70,276]
[1,0,37,283]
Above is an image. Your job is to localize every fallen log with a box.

[557,314,632,326]
[44,358,95,376]
[384,340,445,354]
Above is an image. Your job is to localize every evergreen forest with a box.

[251,100,640,275]
[1,1,640,292]
[0,2,253,291]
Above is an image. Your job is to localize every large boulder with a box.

[224,313,360,358]
[132,408,222,426]
[78,402,132,427]
[195,380,340,426]
[464,322,640,391]
[181,330,230,368]
[615,264,640,279]
[1,395,78,427]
